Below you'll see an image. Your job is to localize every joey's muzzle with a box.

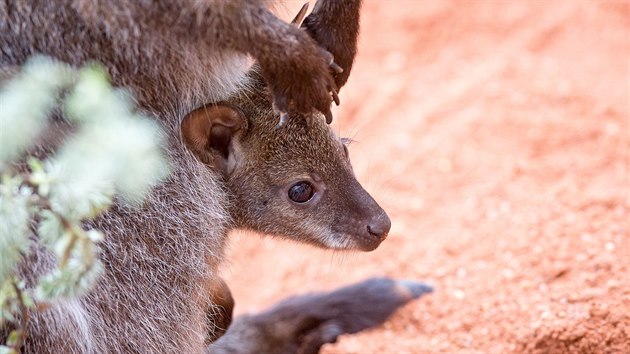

[367,213,391,241]
[357,201,391,251]
[340,181,391,251]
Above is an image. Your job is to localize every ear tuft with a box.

[181,104,247,174]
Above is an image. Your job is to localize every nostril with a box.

[367,218,391,239]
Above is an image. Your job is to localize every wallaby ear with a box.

[181,103,248,176]
[290,3,310,26]
[301,0,362,90]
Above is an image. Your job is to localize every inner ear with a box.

[209,124,232,159]
[181,103,248,175]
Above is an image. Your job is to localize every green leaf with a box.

[0,56,72,167]
[0,344,17,354]
[0,188,32,285]
[35,259,103,302]
[5,330,19,346]
[37,210,65,248]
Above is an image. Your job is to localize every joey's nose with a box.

[367,215,391,240]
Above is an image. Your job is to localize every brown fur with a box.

[0,0,338,117]
[0,1,395,353]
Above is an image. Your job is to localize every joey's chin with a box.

[327,215,391,251]
[352,232,386,252]
[321,231,387,252]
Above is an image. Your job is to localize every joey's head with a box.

[180,81,390,251]
[180,3,386,250]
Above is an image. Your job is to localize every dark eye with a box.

[342,144,349,157]
[288,181,314,203]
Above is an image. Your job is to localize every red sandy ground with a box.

[224,1,629,353]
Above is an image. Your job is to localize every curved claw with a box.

[331,88,340,106]
[330,61,344,74]
[276,112,289,129]
[320,50,343,75]
[397,280,434,299]
[323,110,333,124]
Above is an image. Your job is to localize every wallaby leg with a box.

[301,0,363,91]
[210,277,432,354]
[204,277,235,344]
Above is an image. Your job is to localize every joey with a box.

[183,73,397,348]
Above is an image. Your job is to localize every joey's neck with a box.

[225,187,245,230]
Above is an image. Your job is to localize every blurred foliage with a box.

[0,57,169,353]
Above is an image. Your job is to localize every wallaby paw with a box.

[260,29,340,127]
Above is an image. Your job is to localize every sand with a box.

[224,1,629,353]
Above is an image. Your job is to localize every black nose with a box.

[367,215,391,240]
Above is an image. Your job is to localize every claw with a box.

[291,3,310,27]
[331,88,340,106]
[276,111,289,129]
[330,61,344,74]
[324,110,333,124]
[305,113,316,127]
[397,280,434,299]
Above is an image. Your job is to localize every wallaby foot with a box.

[211,277,432,354]
[205,277,235,343]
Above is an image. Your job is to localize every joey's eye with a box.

[342,144,349,157]
[288,181,314,203]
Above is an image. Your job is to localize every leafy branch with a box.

[0,57,169,353]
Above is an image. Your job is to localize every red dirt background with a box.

[224,1,629,353]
